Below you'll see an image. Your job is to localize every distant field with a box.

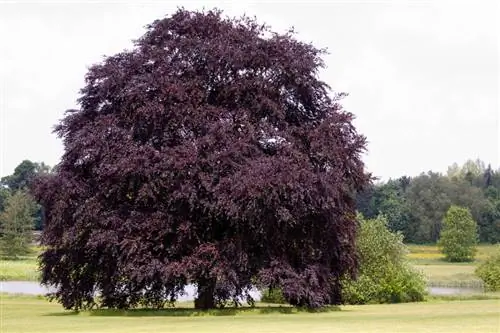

[1,294,499,333]
[0,258,39,281]
[407,244,498,263]
[406,244,499,288]
[414,264,477,281]
[0,248,40,281]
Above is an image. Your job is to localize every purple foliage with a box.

[31,8,370,310]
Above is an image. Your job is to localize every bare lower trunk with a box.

[194,279,216,309]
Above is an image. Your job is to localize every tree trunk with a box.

[194,279,216,309]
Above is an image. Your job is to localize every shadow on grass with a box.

[44,305,341,317]
[43,311,82,317]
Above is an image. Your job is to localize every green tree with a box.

[341,214,427,304]
[0,190,37,258]
[479,186,500,243]
[356,177,411,236]
[372,179,407,233]
[0,186,10,212]
[483,164,493,188]
[490,167,500,189]
[404,172,452,243]
[438,206,478,262]
[355,183,377,219]
[1,160,51,231]
[445,178,492,241]
[1,160,51,191]
[356,161,500,244]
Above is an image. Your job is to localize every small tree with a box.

[438,206,478,262]
[341,214,427,304]
[0,190,37,258]
[475,246,500,291]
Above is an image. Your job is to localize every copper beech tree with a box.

[32,8,370,310]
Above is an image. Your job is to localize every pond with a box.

[0,281,262,301]
[0,281,53,295]
[428,286,483,296]
[1,282,484,298]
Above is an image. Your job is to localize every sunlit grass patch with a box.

[0,258,40,281]
[406,244,497,263]
[2,296,499,333]
[1,246,41,281]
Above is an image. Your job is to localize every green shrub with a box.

[341,214,427,304]
[438,206,478,262]
[475,246,500,291]
[260,288,286,304]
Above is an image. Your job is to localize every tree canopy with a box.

[32,8,370,310]
[356,160,500,244]
[0,190,37,258]
[1,160,50,231]
[1,160,51,191]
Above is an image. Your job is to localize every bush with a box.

[438,206,478,262]
[341,214,427,304]
[475,246,500,291]
[260,288,286,304]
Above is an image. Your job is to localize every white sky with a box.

[0,0,498,181]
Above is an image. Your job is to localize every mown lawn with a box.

[0,248,40,281]
[1,295,499,333]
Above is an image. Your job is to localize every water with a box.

[0,281,262,301]
[427,286,482,296]
[1,282,483,298]
[0,281,54,295]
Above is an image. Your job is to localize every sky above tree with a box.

[1,0,497,180]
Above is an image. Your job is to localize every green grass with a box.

[0,247,40,281]
[406,244,499,288]
[407,244,497,263]
[414,264,479,282]
[426,292,500,301]
[0,295,499,333]
[0,258,39,281]
[1,244,499,332]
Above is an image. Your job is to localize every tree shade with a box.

[32,8,370,310]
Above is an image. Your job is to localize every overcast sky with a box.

[1,0,498,180]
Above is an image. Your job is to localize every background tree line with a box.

[1,158,499,247]
[356,159,500,244]
[0,160,51,257]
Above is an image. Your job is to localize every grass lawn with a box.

[0,248,40,281]
[0,258,39,281]
[414,264,481,286]
[407,244,498,263]
[0,295,499,333]
[406,244,499,287]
